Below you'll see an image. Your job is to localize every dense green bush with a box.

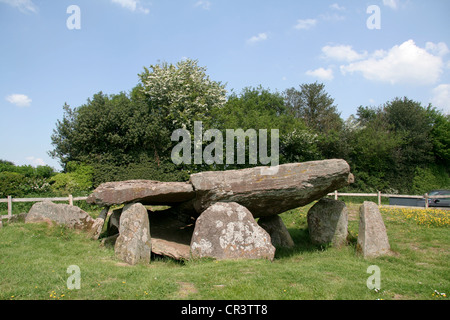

[49,162,94,195]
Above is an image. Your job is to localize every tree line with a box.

[2,59,449,197]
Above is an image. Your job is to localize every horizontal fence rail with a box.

[0,195,88,219]
[326,191,449,208]
[1,192,448,220]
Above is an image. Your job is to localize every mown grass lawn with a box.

[0,202,449,300]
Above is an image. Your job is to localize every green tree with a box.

[284,82,343,133]
[426,106,450,166]
[213,86,319,166]
[139,59,227,132]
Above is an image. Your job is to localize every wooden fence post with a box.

[425,193,429,209]
[334,190,338,200]
[7,196,12,218]
[69,194,73,206]
[377,191,381,206]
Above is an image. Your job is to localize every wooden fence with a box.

[0,192,448,220]
[326,191,448,209]
[0,195,88,220]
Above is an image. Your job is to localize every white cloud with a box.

[26,156,46,167]
[306,68,334,81]
[0,0,38,13]
[195,0,211,10]
[294,19,317,30]
[383,0,399,10]
[111,0,149,14]
[247,33,268,44]
[431,84,450,114]
[6,94,32,107]
[340,40,445,85]
[330,3,345,11]
[425,41,450,57]
[322,45,368,62]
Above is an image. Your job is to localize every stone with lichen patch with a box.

[190,202,275,260]
[114,203,152,265]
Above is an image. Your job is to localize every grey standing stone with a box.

[357,201,391,258]
[307,198,348,247]
[26,201,96,231]
[114,203,152,265]
[190,202,275,260]
[258,215,295,248]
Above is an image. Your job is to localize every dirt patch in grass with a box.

[177,282,198,298]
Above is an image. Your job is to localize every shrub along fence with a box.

[1,192,448,221]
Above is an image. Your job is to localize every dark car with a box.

[417,190,450,207]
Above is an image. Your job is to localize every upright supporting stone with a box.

[258,215,294,248]
[357,201,391,258]
[114,203,152,265]
[190,202,275,260]
[307,198,348,247]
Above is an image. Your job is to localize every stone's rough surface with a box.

[307,198,348,247]
[114,203,152,265]
[190,159,353,218]
[149,210,194,260]
[357,201,391,258]
[86,180,195,207]
[26,201,97,231]
[190,202,275,260]
[258,215,295,248]
[106,208,122,237]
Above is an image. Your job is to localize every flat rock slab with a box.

[190,202,275,260]
[87,180,195,207]
[190,159,353,218]
[357,201,391,258]
[149,211,194,260]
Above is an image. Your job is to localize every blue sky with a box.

[1,0,449,171]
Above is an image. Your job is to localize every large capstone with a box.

[189,159,353,218]
[87,180,195,207]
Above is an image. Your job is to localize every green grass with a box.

[1,203,449,300]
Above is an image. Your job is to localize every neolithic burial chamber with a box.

[85,159,356,264]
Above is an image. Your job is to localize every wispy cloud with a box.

[0,0,38,13]
[432,84,450,114]
[247,32,268,44]
[329,3,345,11]
[322,44,368,62]
[26,156,46,167]
[195,0,211,10]
[294,18,317,30]
[306,68,334,81]
[383,0,399,10]
[6,94,32,107]
[111,0,149,14]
